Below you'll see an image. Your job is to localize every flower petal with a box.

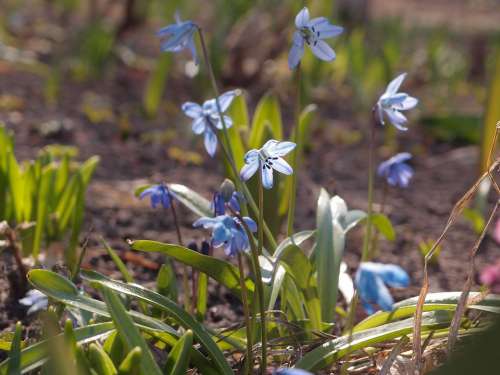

[243,217,257,232]
[374,276,394,311]
[214,115,233,130]
[182,102,203,118]
[385,73,407,96]
[192,117,206,134]
[295,7,309,28]
[243,149,259,164]
[272,157,293,175]
[193,217,219,228]
[395,95,418,111]
[261,165,274,189]
[288,31,305,69]
[308,18,344,38]
[240,160,259,181]
[338,268,355,304]
[265,140,296,157]
[309,40,336,61]
[385,109,408,131]
[217,90,237,112]
[204,128,218,157]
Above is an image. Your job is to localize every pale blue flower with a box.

[378,152,414,188]
[19,289,48,315]
[355,262,410,315]
[288,7,344,69]
[157,13,198,63]
[240,140,296,189]
[274,369,313,375]
[193,215,257,256]
[376,73,418,131]
[182,91,237,157]
[139,184,173,209]
[212,191,242,216]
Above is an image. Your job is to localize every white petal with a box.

[214,115,233,130]
[182,102,202,118]
[376,103,385,125]
[217,90,237,112]
[295,7,309,28]
[395,95,418,111]
[191,117,206,134]
[288,32,305,69]
[202,98,217,114]
[244,149,259,164]
[308,18,344,38]
[339,271,355,304]
[385,109,408,131]
[385,73,407,96]
[240,161,259,181]
[267,141,296,157]
[204,128,218,156]
[330,195,348,220]
[261,165,274,189]
[271,157,293,175]
[309,40,336,61]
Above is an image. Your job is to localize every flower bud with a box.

[220,178,235,202]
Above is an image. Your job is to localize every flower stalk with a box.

[237,252,253,375]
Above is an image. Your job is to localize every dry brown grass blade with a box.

[413,126,500,373]
[380,336,410,375]
[446,199,499,354]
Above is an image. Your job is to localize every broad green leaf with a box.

[130,240,254,299]
[295,311,453,371]
[315,189,345,323]
[6,322,22,375]
[7,152,23,223]
[27,270,176,334]
[157,262,178,302]
[196,272,208,320]
[163,330,193,375]
[268,264,286,310]
[81,270,233,375]
[0,323,115,375]
[102,239,133,283]
[67,175,86,271]
[100,288,162,375]
[277,245,312,290]
[369,213,395,241]
[273,230,315,258]
[117,347,142,375]
[89,343,118,375]
[248,92,283,149]
[168,183,212,218]
[354,292,500,332]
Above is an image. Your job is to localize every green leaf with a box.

[370,213,395,241]
[354,292,500,332]
[88,343,118,375]
[273,230,315,258]
[81,270,233,375]
[315,189,345,323]
[277,245,312,290]
[117,347,142,375]
[295,311,453,371]
[462,207,485,234]
[100,287,162,375]
[248,92,283,149]
[6,322,22,375]
[156,261,178,302]
[196,272,208,320]
[163,330,193,375]
[130,240,254,299]
[102,239,133,283]
[33,164,55,258]
[168,184,212,218]
[0,323,115,375]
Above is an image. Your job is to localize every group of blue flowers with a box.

[142,6,421,320]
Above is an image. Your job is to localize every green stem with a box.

[258,167,264,256]
[197,27,277,251]
[237,253,253,375]
[369,181,388,259]
[287,63,302,236]
[361,113,377,262]
[169,197,192,314]
[235,213,267,374]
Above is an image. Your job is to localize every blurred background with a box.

[0,0,499,329]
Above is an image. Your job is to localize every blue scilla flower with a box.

[355,262,410,315]
[274,369,313,375]
[212,191,242,216]
[375,73,418,131]
[377,152,414,188]
[193,215,257,256]
[19,289,48,315]
[182,90,237,157]
[139,184,173,209]
[288,7,344,69]
[240,140,296,189]
[157,13,198,63]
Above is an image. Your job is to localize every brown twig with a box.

[412,125,500,372]
[4,224,27,293]
[447,199,499,353]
